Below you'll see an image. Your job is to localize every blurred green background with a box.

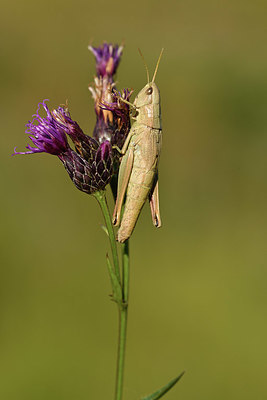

[1,0,267,399]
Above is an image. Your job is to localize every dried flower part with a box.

[89,76,116,143]
[99,88,133,180]
[51,106,98,163]
[88,43,123,78]
[13,100,69,156]
[89,42,125,145]
[101,89,133,151]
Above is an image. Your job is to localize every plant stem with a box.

[94,190,120,284]
[94,190,129,400]
[122,240,130,303]
[115,306,127,400]
[115,240,129,400]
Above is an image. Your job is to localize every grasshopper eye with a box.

[146,87,153,95]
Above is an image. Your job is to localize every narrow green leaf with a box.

[106,254,122,303]
[142,371,185,400]
[101,224,109,237]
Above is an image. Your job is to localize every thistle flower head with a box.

[13,100,69,156]
[14,100,114,195]
[88,43,123,78]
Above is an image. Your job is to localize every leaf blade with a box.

[142,371,185,400]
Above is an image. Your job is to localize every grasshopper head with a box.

[131,49,163,129]
[134,82,160,108]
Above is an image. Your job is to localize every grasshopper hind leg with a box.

[149,173,161,228]
[113,147,134,226]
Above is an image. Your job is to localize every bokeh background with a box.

[1,0,267,399]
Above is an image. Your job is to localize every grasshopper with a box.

[113,49,163,243]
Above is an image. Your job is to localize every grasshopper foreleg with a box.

[112,128,134,156]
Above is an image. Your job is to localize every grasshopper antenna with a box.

[138,48,150,84]
[152,48,164,83]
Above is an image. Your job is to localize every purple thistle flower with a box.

[88,42,123,78]
[13,100,114,195]
[13,100,69,156]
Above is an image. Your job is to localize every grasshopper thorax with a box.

[133,82,161,130]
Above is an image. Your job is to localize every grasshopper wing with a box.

[113,147,134,226]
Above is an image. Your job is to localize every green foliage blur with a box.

[1,0,267,399]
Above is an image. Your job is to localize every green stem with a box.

[115,306,127,400]
[115,240,129,400]
[122,240,130,303]
[94,190,120,284]
[94,190,130,400]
